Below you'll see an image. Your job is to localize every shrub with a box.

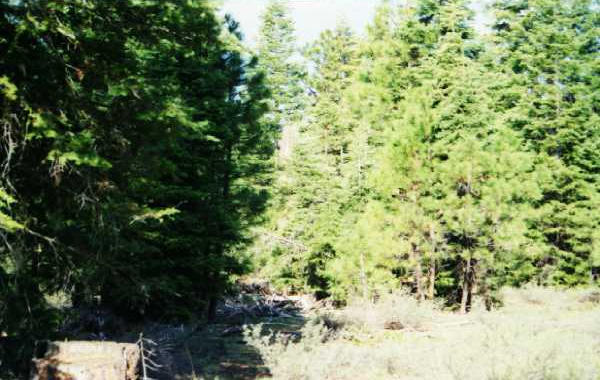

[245,287,600,379]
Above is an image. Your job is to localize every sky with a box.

[219,0,378,47]
[219,1,494,48]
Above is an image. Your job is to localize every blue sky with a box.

[219,1,493,47]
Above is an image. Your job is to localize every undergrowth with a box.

[244,287,600,380]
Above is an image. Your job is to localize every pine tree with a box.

[387,0,546,311]
[0,3,275,366]
[0,77,23,232]
[492,0,600,285]
[323,0,547,310]
[252,22,360,297]
[257,0,306,159]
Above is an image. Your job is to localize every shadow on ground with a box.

[29,289,307,379]
[141,294,308,380]
[166,313,305,380]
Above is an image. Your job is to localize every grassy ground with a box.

[242,287,600,380]
[43,287,600,379]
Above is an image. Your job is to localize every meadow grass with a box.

[245,287,600,380]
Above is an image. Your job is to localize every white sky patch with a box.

[471,0,495,34]
[219,0,378,47]
[219,0,494,48]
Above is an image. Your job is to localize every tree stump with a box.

[383,321,405,330]
[31,341,140,380]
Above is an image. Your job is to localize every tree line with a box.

[253,0,599,311]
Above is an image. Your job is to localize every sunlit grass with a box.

[245,287,600,379]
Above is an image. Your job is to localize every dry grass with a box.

[245,287,600,380]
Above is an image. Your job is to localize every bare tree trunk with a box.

[460,258,472,314]
[427,260,436,299]
[481,277,492,311]
[428,224,437,300]
[410,243,424,301]
[359,251,369,300]
[415,258,424,302]
[207,296,217,322]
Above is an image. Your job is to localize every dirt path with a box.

[143,294,308,379]
[167,316,304,379]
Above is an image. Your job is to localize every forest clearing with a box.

[1,0,598,378]
[27,285,600,379]
[242,286,600,380]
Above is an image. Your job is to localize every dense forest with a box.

[251,0,599,307]
[0,0,598,377]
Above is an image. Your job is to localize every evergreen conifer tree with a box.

[492,0,600,284]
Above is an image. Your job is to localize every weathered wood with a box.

[383,321,405,330]
[31,341,139,380]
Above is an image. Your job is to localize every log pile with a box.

[218,280,314,321]
[218,294,302,321]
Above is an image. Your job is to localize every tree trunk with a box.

[415,258,424,302]
[410,243,424,301]
[359,251,369,300]
[428,224,437,299]
[460,257,473,314]
[427,260,436,299]
[481,280,492,311]
[207,296,218,322]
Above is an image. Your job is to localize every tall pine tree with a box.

[493,0,600,285]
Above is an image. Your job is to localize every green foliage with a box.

[0,2,275,374]
[256,0,599,307]
[0,189,22,232]
[492,0,600,285]
[252,21,363,297]
[257,0,306,132]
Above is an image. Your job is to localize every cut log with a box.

[383,321,405,330]
[31,341,139,380]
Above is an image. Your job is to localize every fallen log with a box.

[31,341,140,380]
